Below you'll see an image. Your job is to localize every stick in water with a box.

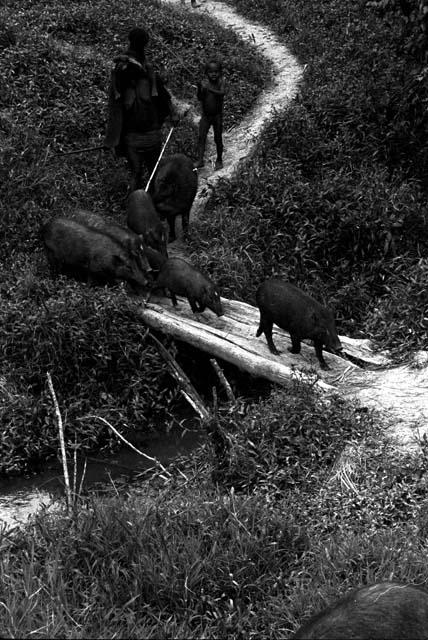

[91,415,172,479]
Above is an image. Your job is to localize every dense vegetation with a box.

[0,0,269,475]
[0,0,427,636]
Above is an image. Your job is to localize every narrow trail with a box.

[162,0,303,225]
[145,0,428,450]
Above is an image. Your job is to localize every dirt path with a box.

[162,0,303,222]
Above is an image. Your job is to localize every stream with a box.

[0,426,205,530]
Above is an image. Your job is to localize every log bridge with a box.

[137,294,428,448]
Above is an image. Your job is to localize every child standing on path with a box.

[196,59,225,171]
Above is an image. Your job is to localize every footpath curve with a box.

[163,0,303,218]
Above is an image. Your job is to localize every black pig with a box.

[72,209,152,276]
[42,217,148,288]
[144,246,167,273]
[149,153,198,241]
[127,189,168,256]
[256,278,342,370]
[292,582,428,639]
[153,257,223,316]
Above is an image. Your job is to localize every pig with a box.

[144,245,167,274]
[153,257,224,316]
[126,189,168,256]
[255,278,342,370]
[72,209,152,276]
[292,582,428,639]
[41,217,149,288]
[149,153,198,241]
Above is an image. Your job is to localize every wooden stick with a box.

[72,432,77,498]
[77,458,87,499]
[47,373,72,511]
[52,144,106,158]
[91,415,172,478]
[148,331,211,421]
[145,127,174,192]
[210,358,236,403]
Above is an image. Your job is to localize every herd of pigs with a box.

[42,152,343,370]
[42,152,428,632]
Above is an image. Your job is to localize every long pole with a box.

[145,126,174,192]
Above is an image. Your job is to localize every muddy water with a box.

[0,427,205,529]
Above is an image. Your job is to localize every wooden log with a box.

[136,296,344,391]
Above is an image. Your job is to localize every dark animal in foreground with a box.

[153,257,224,316]
[41,217,149,288]
[149,153,198,241]
[126,189,168,256]
[292,582,428,639]
[72,209,152,276]
[256,278,342,370]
